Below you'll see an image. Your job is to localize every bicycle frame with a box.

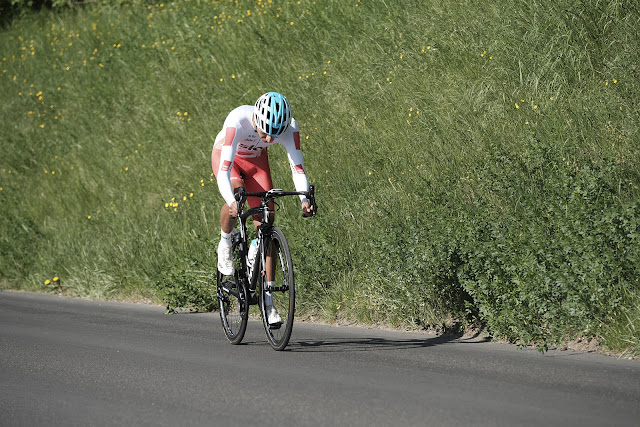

[232,186,316,294]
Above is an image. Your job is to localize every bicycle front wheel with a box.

[259,226,295,351]
[217,269,248,345]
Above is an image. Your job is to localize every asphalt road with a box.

[1,291,639,426]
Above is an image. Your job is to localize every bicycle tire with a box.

[259,226,295,351]
[217,266,248,345]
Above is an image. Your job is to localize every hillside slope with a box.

[1,0,638,353]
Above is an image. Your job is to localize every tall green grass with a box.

[1,0,639,353]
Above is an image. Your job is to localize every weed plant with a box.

[1,0,639,354]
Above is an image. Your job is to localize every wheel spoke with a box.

[259,227,295,351]
[217,259,248,344]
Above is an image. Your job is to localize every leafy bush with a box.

[1,0,148,25]
[7,0,144,10]
[453,139,640,349]
[154,258,217,314]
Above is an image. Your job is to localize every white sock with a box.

[220,230,232,247]
[265,281,275,306]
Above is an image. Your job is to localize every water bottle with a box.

[247,239,258,272]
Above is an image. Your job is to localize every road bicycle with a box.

[216,186,316,351]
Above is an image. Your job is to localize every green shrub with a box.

[154,258,217,314]
[454,139,640,349]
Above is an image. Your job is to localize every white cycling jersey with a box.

[213,105,309,205]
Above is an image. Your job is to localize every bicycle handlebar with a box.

[234,185,317,218]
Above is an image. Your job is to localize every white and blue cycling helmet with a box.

[253,92,292,137]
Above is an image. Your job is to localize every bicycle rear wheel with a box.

[259,226,295,351]
[217,268,248,345]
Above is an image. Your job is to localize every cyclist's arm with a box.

[281,126,310,203]
[216,126,239,206]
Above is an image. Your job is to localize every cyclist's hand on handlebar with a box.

[227,201,238,218]
[301,200,314,217]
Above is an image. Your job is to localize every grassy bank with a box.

[1,0,639,354]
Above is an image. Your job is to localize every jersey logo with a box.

[293,164,305,174]
[221,160,232,172]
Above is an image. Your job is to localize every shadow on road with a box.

[287,333,489,353]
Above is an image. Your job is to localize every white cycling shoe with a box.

[266,305,283,329]
[217,241,234,276]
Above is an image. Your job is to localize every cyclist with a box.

[212,92,313,326]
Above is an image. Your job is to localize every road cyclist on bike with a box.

[212,92,314,328]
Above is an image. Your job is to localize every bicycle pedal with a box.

[222,280,236,289]
[269,322,282,330]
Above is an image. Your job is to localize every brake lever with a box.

[304,185,317,218]
[230,187,245,220]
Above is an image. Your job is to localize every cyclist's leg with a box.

[213,144,245,274]
[219,179,244,233]
[216,181,244,275]
[243,151,275,279]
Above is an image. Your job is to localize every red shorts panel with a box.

[212,148,273,211]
